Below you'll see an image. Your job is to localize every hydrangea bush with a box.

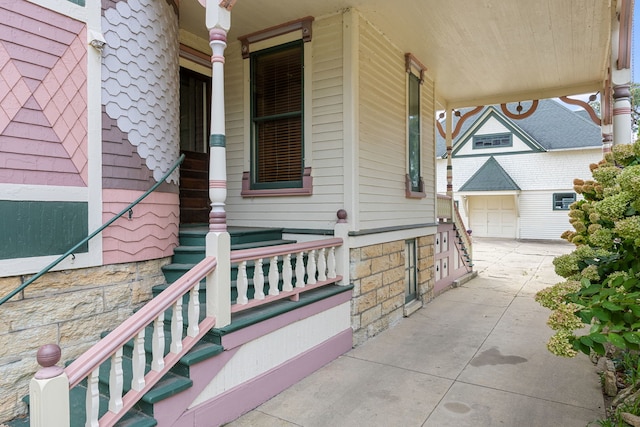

[536,141,640,357]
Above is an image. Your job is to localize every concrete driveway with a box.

[227,238,605,427]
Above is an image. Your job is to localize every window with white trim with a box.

[553,193,576,210]
[405,53,427,198]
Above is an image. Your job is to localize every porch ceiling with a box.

[180,0,614,109]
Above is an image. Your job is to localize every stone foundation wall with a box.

[350,235,435,346]
[0,257,170,423]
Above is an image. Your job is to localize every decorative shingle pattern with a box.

[0,1,87,186]
[102,0,180,184]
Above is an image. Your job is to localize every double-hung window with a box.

[251,40,304,190]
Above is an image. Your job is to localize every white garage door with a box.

[468,196,517,238]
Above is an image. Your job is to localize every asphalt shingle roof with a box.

[459,156,520,191]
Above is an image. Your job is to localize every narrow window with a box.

[405,239,417,303]
[251,40,304,189]
[408,73,421,193]
[553,193,576,210]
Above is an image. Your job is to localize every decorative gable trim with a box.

[451,107,545,158]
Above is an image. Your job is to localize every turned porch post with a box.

[445,108,453,197]
[203,0,235,327]
[610,0,633,146]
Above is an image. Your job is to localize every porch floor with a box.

[228,238,605,427]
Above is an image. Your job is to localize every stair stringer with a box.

[152,290,353,427]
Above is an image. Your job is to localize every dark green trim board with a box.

[0,201,88,260]
[67,0,85,5]
[210,134,226,148]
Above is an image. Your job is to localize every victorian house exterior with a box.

[0,0,633,425]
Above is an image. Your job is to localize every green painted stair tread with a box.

[212,284,354,338]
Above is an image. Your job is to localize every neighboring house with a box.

[436,100,604,240]
[0,0,629,425]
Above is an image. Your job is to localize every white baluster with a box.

[187,282,200,337]
[254,258,265,300]
[236,261,248,304]
[171,298,183,354]
[268,256,280,296]
[317,248,327,281]
[108,348,123,413]
[86,367,100,427]
[327,247,337,279]
[282,253,293,292]
[152,313,165,371]
[131,329,146,391]
[295,252,305,288]
[307,249,317,285]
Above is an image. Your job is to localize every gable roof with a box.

[459,156,520,191]
[436,99,601,158]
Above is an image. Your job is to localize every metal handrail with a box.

[0,154,185,306]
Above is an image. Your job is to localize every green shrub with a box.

[537,141,640,357]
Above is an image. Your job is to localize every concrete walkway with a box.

[227,238,605,427]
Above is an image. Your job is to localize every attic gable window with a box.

[473,133,512,149]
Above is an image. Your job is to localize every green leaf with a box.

[624,332,640,344]
[589,323,602,334]
[608,333,627,349]
[592,341,606,355]
[591,333,608,343]
[630,305,640,317]
[580,336,594,347]
[602,301,623,311]
[592,307,611,322]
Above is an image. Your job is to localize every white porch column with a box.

[204,0,235,327]
[445,108,453,197]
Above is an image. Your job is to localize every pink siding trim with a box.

[435,223,470,294]
[151,291,352,426]
[102,189,179,264]
[172,330,353,427]
[0,1,88,187]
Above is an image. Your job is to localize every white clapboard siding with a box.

[518,191,575,240]
[224,14,345,229]
[358,15,436,229]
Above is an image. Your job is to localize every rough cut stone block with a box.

[371,255,391,274]
[0,324,58,359]
[382,266,404,286]
[360,304,382,327]
[382,241,403,255]
[352,260,372,280]
[360,273,382,294]
[361,245,383,260]
[7,289,104,332]
[59,310,123,346]
[0,276,23,303]
[356,291,377,314]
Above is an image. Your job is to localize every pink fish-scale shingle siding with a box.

[0,1,87,187]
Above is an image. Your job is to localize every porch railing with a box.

[30,235,344,426]
[436,194,453,220]
[65,256,218,427]
[437,193,472,265]
[231,238,343,312]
